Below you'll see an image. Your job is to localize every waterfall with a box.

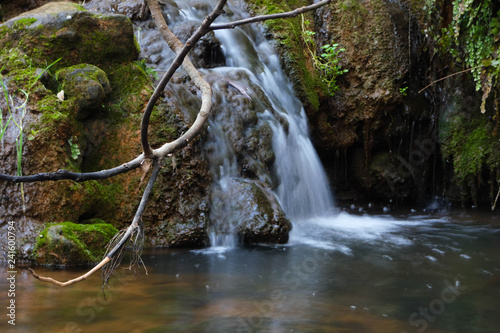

[211,7,335,218]
[144,0,335,245]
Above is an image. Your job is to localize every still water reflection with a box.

[1,209,500,333]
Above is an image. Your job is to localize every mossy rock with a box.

[1,2,139,71]
[56,64,112,119]
[34,222,118,266]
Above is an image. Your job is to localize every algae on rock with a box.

[34,222,118,266]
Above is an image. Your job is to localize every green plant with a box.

[318,44,349,94]
[136,59,158,80]
[0,69,13,144]
[424,0,499,113]
[0,58,61,211]
[68,136,81,160]
[399,86,408,96]
[301,14,348,96]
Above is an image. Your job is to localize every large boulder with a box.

[210,178,291,244]
[1,2,139,69]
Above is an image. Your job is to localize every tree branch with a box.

[29,158,162,287]
[0,154,144,183]
[418,65,484,94]
[141,0,227,158]
[209,0,332,31]
[28,258,111,287]
[20,0,335,288]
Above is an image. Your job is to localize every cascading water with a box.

[141,0,336,246]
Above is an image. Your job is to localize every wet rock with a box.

[211,178,291,244]
[34,222,118,266]
[172,22,226,68]
[204,70,276,184]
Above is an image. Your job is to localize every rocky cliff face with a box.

[246,0,435,204]
[247,0,499,209]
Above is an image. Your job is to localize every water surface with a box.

[2,209,499,333]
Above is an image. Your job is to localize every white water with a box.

[162,0,343,247]
[155,0,422,249]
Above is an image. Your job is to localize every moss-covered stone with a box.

[1,2,139,71]
[34,221,118,266]
[245,0,326,111]
[56,64,112,119]
[0,4,148,261]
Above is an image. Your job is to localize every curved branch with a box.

[28,258,110,287]
[209,0,332,31]
[0,154,144,183]
[28,158,162,287]
[418,65,484,94]
[141,0,227,158]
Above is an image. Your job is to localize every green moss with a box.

[245,0,325,111]
[2,11,138,71]
[105,62,153,111]
[84,180,123,209]
[440,109,499,182]
[149,103,180,146]
[12,17,37,30]
[34,221,118,266]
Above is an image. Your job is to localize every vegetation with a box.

[0,58,60,211]
[34,221,118,266]
[301,14,348,96]
[245,0,327,110]
[416,0,500,205]
[423,0,500,113]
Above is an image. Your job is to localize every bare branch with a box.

[0,154,144,183]
[28,257,111,287]
[28,158,162,287]
[141,0,227,158]
[418,65,484,94]
[209,0,332,31]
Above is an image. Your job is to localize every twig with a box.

[418,65,484,94]
[0,154,144,182]
[493,185,500,211]
[209,0,332,31]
